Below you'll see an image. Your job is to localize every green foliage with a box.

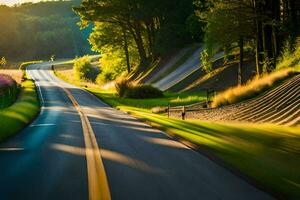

[89,23,140,83]
[115,79,163,99]
[125,85,164,99]
[74,56,99,82]
[203,0,254,52]
[115,79,131,98]
[277,37,300,69]
[74,0,200,77]
[186,14,206,41]
[96,46,138,83]
[200,49,213,73]
[0,79,40,141]
[0,57,7,68]
[0,74,19,109]
[0,1,92,61]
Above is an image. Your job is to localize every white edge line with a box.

[26,65,45,115]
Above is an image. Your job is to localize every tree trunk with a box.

[133,22,148,65]
[146,22,154,58]
[238,37,244,86]
[253,0,263,75]
[122,28,131,73]
[290,0,298,28]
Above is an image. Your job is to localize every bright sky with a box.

[0,0,42,6]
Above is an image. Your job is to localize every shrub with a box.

[96,71,117,84]
[212,68,297,108]
[0,57,7,68]
[277,37,300,69]
[115,79,131,98]
[125,85,164,99]
[74,56,99,82]
[200,49,213,73]
[115,80,164,99]
[0,74,19,109]
[0,79,39,141]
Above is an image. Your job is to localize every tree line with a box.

[203,0,300,84]
[0,0,92,61]
[74,0,204,76]
[75,0,300,83]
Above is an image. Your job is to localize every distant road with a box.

[0,62,272,200]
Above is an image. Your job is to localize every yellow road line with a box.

[62,87,111,200]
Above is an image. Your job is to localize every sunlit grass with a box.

[91,91,300,198]
[0,79,40,141]
[53,63,100,89]
[54,58,300,198]
[55,62,206,109]
[212,68,299,107]
[277,41,300,70]
[88,88,206,109]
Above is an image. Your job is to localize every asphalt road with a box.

[0,62,273,200]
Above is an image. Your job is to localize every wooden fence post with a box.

[182,106,186,120]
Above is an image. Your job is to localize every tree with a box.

[74,0,198,77]
[0,57,7,68]
[0,1,92,60]
[89,22,140,74]
[204,0,255,85]
[74,0,152,67]
[199,0,298,83]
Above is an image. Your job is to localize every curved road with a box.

[0,62,272,200]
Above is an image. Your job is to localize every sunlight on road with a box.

[142,137,189,149]
[101,149,164,174]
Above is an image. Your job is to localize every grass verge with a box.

[54,61,300,198]
[212,68,299,107]
[54,64,207,108]
[91,90,300,199]
[0,79,40,141]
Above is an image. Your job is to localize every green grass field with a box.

[91,90,300,199]
[0,79,40,141]
[54,62,300,198]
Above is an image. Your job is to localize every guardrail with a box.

[166,101,210,120]
[155,89,218,120]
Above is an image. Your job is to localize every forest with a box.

[0,0,92,61]
[75,0,300,83]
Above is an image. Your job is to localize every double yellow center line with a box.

[62,87,111,200]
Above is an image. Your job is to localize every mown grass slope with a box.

[0,79,40,141]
